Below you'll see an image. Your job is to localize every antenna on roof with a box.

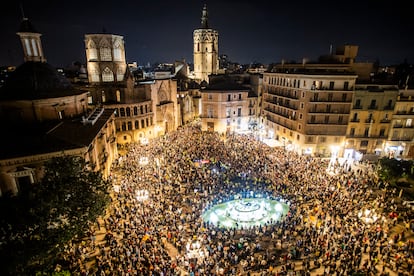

[20,2,27,20]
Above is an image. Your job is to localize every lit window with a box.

[100,47,112,61]
[31,39,38,56]
[88,41,98,60]
[116,67,124,81]
[102,67,114,82]
[24,39,32,56]
[101,91,106,103]
[116,90,121,102]
[90,65,100,82]
[113,41,122,61]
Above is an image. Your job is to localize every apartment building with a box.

[262,65,357,156]
[346,85,398,158]
[387,89,414,159]
[200,82,256,134]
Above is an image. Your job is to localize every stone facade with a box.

[193,5,219,83]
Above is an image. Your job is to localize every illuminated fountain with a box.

[202,196,289,229]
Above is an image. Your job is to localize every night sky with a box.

[0,0,412,68]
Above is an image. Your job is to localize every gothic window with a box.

[100,47,112,61]
[116,67,124,81]
[88,41,98,60]
[135,120,139,129]
[113,41,122,61]
[126,107,131,117]
[102,67,114,82]
[134,107,138,116]
[90,67,100,82]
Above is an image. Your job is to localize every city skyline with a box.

[0,0,412,68]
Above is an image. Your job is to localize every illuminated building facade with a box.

[193,4,219,83]
[387,89,414,159]
[84,34,178,144]
[84,34,127,83]
[262,65,357,157]
[346,85,398,158]
[200,82,256,134]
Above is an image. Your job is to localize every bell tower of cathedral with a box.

[193,4,218,83]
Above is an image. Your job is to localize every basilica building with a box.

[0,18,117,196]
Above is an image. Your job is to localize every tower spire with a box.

[20,3,26,19]
[201,4,209,28]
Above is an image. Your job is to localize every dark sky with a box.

[0,0,412,68]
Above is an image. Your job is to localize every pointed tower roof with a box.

[201,4,209,29]
[18,17,39,33]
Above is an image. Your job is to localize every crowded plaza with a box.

[59,124,414,275]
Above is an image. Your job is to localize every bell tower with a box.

[193,4,218,83]
[16,18,46,63]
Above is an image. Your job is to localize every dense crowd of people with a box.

[59,124,414,275]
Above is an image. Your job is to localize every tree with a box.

[0,155,111,275]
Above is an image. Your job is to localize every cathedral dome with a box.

[0,61,84,100]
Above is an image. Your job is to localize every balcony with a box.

[364,119,375,123]
[367,105,378,110]
[346,134,387,139]
[265,99,298,110]
[390,137,413,141]
[307,121,348,126]
[383,105,394,110]
[264,107,296,120]
[308,109,349,114]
